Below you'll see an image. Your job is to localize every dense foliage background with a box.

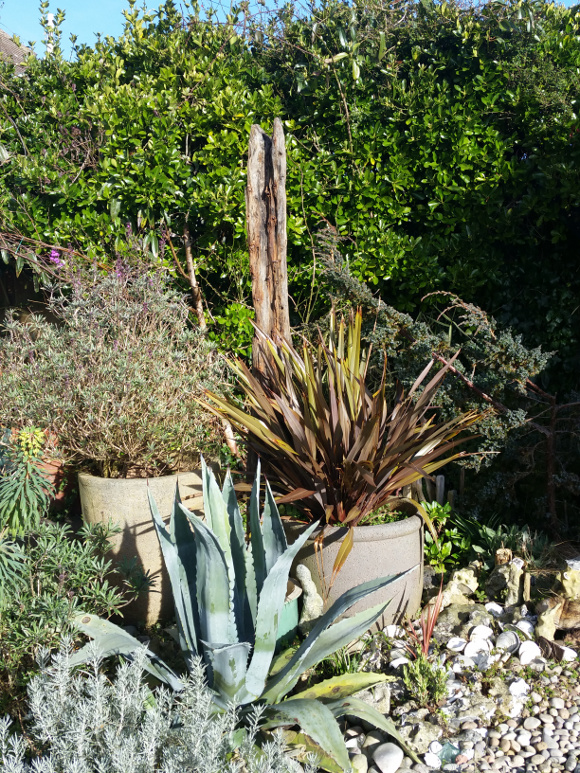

[0,0,579,529]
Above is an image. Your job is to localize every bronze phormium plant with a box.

[201,310,484,577]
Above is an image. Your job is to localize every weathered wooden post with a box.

[246,118,291,375]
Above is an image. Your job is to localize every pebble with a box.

[373,742,403,773]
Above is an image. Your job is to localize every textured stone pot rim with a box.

[283,513,423,542]
[78,471,194,485]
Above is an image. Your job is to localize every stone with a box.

[295,564,324,633]
[447,637,467,653]
[450,567,479,593]
[362,730,386,758]
[373,742,404,773]
[509,678,530,698]
[398,720,443,754]
[485,564,511,600]
[524,717,542,730]
[351,754,369,773]
[505,558,525,607]
[423,751,443,769]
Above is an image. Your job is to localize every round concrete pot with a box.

[79,471,204,627]
[284,515,424,630]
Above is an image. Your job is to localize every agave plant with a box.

[72,459,417,771]
[200,309,482,576]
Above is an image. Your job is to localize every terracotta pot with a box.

[284,515,424,630]
[78,471,204,627]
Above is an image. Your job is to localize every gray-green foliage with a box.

[73,459,416,770]
[0,267,225,478]
[0,644,312,773]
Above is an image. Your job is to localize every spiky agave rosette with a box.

[72,459,420,771]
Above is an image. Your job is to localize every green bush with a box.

[0,267,226,477]
[0,520,137,716]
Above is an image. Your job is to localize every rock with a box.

[390,657,411,670]
[485,602,504,617]
[485,564,510,600]
[397,720,443,754]
[440,582,475,609]
[470,625,494,639]
[424,751,443,769]
[362,730,386,759]
[383,624,406,638]
[295,564,324,633]
[450,567,479,593]
[372,742,404,773]
[505,558,525,607]
[351,754,369,773]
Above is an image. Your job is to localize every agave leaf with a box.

[185,509,238,649]
[326,695,420,764]
[202,640,252,706]
[72,613,185,692]
[261,479,287,574]
[149,486,199,659]
[277,730,344,773]
[295,671,391,701]
[243,520,319,701]
[263,571,414,703]
[261,698,351,772]
[223,470,255,642]
[248,460,266,598]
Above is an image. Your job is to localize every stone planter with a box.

[284,515,424,630]
[79,471,204,626]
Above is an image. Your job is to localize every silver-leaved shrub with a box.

[0,644,315,773]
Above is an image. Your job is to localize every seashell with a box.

[388,647,410,662]
[518,639,542,665]
[504,623,531,640]
[509,677,530,697]
[495,630,520,653]
[383,624,406,638]
[470,625,494,640]
[515,619,535,636]
[447,637,467,653]
[485,602,504,617]
[451,655,475,673]
[464,638,491,658]
[389,657,411,670]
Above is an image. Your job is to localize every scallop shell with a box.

[518,640,542,665]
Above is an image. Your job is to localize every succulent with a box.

[72,459,418,771]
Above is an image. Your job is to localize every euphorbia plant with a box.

[200,309,483,577]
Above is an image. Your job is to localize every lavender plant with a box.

[0,644,314,773]
[0,267,226,477]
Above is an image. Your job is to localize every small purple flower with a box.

[48,249,65,268]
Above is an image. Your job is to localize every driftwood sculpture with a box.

[246,118,291,375]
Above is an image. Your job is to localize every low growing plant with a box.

[0,267,225,477]
[402,653,448,708]
[0,644,315,773]
[0,520,140,717]
[73,459,419,771]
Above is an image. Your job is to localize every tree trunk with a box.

[183,225,206,330]
[246,118,291,375]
